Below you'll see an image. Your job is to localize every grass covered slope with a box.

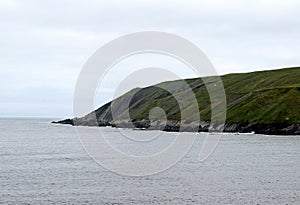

[126,67,300,124]
[56,67,300,134]
[222,67,300,124]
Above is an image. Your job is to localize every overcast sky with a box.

[1,0,300,118]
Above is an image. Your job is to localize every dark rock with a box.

[53,117,300,135]
[52,118,74,126]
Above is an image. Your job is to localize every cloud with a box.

[0,0,300,117]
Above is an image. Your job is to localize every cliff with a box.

[53,67,300,135]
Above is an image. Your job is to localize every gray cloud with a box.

[0,0,300,117]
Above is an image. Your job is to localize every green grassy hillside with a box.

[76,67,300,127]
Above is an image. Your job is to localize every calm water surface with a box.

[0,118,299,204]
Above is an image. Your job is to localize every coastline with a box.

[52,119,300,135]
[52,67,300,136]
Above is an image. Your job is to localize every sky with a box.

[1,0,300,118]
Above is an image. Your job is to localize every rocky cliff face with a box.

[53,118,300,135]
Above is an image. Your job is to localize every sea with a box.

[0,118,299,204]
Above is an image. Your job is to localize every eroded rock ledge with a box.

[52,119,300,135]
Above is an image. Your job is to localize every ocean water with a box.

[0,118,299,204]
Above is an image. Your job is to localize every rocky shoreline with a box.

[52,119,300,135]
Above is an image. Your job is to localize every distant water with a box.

[0,118,299,204]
